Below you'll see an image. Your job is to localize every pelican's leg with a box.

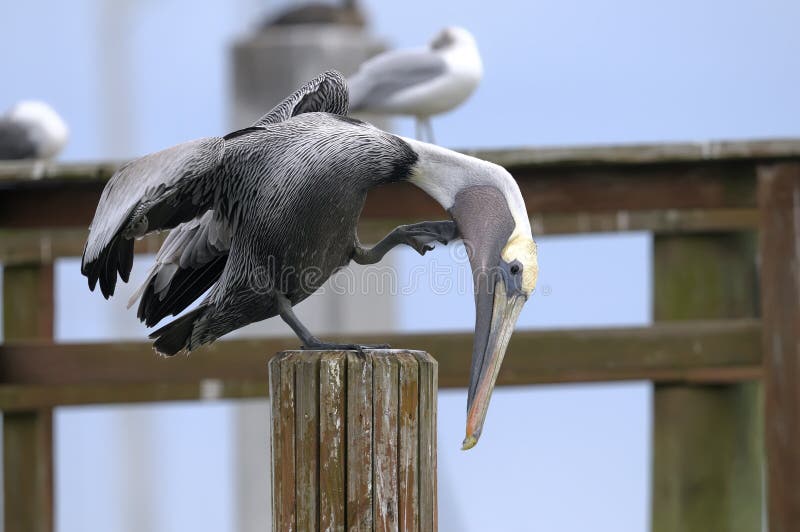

[275,291,390,350]
[352,220,459,265]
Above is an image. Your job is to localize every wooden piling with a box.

[269,349,438,532]
[651,233,763,532]
[758,163,800,532]
[3,263,55,532]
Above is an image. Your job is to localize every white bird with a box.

[348,26,483,143]
[0,101,69,176]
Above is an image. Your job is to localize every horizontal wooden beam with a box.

[0,208,759,264]
[0,229,166,265]
[0,381,268,411]
[2,138,800,183]
[0,320,762,409]
[5,138,800,230]
[0,161,759,230]
[468,138,800,168]
[530,208,758,235]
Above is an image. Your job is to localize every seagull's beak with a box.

[462,270,526,450]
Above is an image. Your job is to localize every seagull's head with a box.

[7,100,69,159]
[430,26,478,52]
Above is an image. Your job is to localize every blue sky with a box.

[2,0,796,530]
[3,0,798,160]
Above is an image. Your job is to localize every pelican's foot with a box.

[300,339,391,353]
[399,221,459,256]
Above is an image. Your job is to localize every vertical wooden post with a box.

[2,263,55,532]
[269,349,437,532]
[758,163,800,532]
[651,233,763,532]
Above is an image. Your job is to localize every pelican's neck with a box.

[402,137,531,239]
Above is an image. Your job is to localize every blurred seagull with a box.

[348,26,482,143]
[0,100,69,176]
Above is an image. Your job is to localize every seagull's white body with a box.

[2,101,69,160]
[0,100,69,177]
[348,27,482,141]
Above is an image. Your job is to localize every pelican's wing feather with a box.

[126,71,349,319]
[253,70,349,126]
[81,137,225,298]
[129,210,230,326]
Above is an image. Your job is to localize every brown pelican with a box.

[81,71,536,449]
[348,26,483,143]
[0,100,69,175]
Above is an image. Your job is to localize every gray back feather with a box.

[127,71,351,324]
[253,70,349,126]
[348,50,447,110]
[142,112,418,353]
[83,137,224,265]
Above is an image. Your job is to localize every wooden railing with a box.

[2,139,799,532]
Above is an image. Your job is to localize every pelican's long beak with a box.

[462,272,526,450]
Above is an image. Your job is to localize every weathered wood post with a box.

[269,349,438,531]
[651,232,763,531]
[3,263,55,532]
[758,163,800,532]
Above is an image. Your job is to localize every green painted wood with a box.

[2,264,55,532]
[3,409,54,532]
[2,264,53,341]
[651,233,763,532]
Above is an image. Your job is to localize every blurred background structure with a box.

[1,1,800,531]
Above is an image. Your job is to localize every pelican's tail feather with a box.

[149,305,210,356]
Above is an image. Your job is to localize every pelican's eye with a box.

[502,235,538,294]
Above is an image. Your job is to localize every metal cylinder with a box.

[230,24,386,129]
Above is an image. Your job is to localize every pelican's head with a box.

[450,185,538,450]
[405,139,537,449]
[6,100,69,160]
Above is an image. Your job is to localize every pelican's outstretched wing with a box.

[81,137,225,298]
[348,49,447,111]
[130,71,349,326]
[253,69,349,126]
